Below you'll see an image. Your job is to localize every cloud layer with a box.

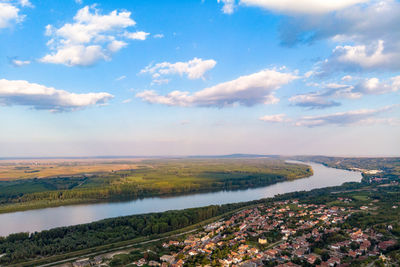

[137,68,297,107]
[41,5,147,66]
[259,113,288,122]
[240,0,368,15]
[295,106,396,127]
[0,79,113,112]
[260,105,398,127]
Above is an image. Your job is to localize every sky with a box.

[0,0,399,157]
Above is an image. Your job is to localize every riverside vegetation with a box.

[0,156,399,265]
[0,158,312,213]
[0,172,398,265]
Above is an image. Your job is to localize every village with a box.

[72,198,398,267]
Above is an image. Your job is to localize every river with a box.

[0,161,361,236]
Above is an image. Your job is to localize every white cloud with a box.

[259,114,289,122]
[19,0,33,8]
[295,105,396,127]
[290,75,400,109]
[122,98,131,103]
[240,0,368,15]
[124,31,150,40]
[137,68,298,107]
[354,77,400,95]
[341,75,353,81]
[0,79,113,112]
[218,0,236,14]
[323,40,400,72]
[153,33,164,39]
[151,78,170,85]
[289,93,341,109]
[41,44,108,66]
[75,0,83,4]
[276,0,400,61]
[115,75,126,81]
[10,59,31,67]
[0,2,24,29]
[107,40,127,52]
[141,57,217,81]
[40,5,147,66]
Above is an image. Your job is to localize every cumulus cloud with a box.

[137,68,298,108]
[220,1,400,73]
[0,1,25,29]
[259,114,289,122]
[354,76,400,95]
[140,57,217,83]
[40,5,147,66]
[295,105,397,127]
[322,40,400,72]
[0,79,113,112]
[240,0,368,15]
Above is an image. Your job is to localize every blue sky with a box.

[0,0,399,157]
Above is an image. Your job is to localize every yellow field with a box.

[0,158,144,180]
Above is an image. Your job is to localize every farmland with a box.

[0,158,143,180]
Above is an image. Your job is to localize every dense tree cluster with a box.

[0,203,248,264]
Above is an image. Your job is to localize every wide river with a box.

[0,161,361,236]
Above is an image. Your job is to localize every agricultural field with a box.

[0,158,143,180]
[0,158,313,213]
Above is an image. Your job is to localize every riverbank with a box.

[0,159,312,214]
[3,179,398,266]
[0,161,360,237]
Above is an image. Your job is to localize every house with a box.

[326,257,341,266]
[172,259,185,267]
[160,255,175,264]
[305,254,318,264]
[188,250,198,256]
[149,260,161,266]
[378,240,397,251]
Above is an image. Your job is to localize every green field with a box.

[0,158,313,213]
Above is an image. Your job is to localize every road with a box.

[36,229,198,267]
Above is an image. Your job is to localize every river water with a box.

[0,161,361,236]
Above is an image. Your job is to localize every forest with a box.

[0,158,312,213]
[0,178,399,265]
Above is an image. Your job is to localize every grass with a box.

[0,159,142,180]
